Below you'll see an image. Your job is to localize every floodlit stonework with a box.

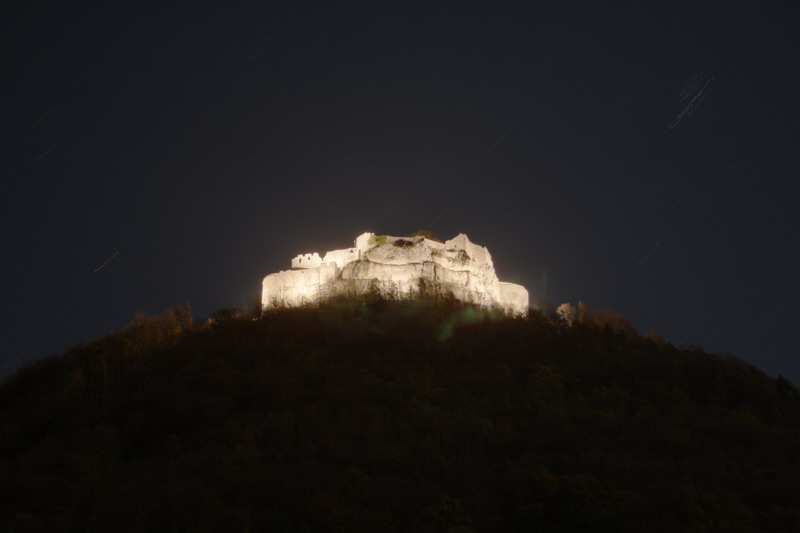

[262,232,529,315]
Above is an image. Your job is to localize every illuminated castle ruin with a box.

[262,232,529,315]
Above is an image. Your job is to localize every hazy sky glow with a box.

[2,2,799,383]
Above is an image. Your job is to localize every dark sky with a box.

[2,2,799,383]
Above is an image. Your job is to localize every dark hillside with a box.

[1,299,799,532]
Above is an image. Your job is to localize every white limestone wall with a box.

[354,232,374,253]
[292,252,322,269]
[262,262,337,308]
[261,232,529,315]
[498,282,529,315]
[364,238,433,265]
[423,238,446,251]
[340,256,501,306]
[445,234,488,266]
[323,248,359,268]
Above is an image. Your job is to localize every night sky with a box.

[2,2,799,384]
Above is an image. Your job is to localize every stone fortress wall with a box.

[263,232,529,315]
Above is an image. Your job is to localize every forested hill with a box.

[2,299,800,532]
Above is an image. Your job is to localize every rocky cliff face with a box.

[262,233,528,314]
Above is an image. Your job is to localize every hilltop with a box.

[1,298,799,532]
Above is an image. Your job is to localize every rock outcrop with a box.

[262,232,529,315]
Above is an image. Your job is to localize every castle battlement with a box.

[262,232,529,314]
[291,252,323,269]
